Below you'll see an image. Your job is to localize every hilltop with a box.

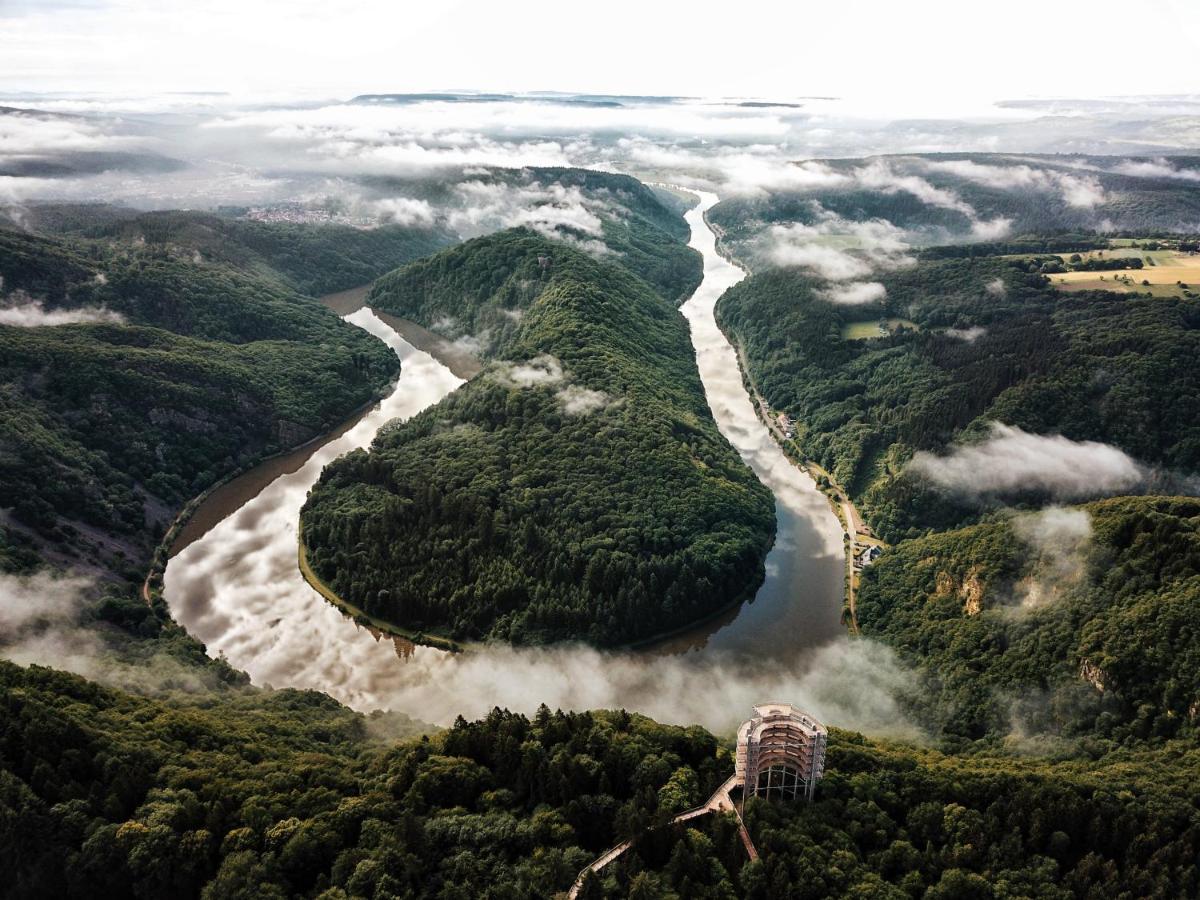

[301,228,774,646]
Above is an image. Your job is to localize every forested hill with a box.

[355,165,703,308]
[857,495,1200,748]
[9,204,453,297]
[301,229,774,646]
[0,224,403,582]
[709,153,1200,267]
[3,659,1197,898]
[715,256,1200,542]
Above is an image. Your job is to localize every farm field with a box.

[1051,246,1200,297]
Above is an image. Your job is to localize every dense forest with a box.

[5,161,1200,900]
[0,223,408,580]
[356,166,703,308]
[708,153,1200,267]
[856,495,1200,748]
[11,205,453,297]
[2,658,1197,899]
[301,228,774,646]
[715,256,1200,541]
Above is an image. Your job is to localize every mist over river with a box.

[163,192,913,737]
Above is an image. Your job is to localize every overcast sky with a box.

[3,0,1199,107]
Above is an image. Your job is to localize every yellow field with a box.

[1050,249,1200,298]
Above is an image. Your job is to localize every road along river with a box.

[163,192,907,736]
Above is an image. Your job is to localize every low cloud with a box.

[1056,173,1106,208]
[373,196,436,227]
[495,354,565,388]
[0,571,215,695]
[556,384,615,416]
[944,325,986,342]
[985,277,1007,297]
[820,281,886,305]
[922,158,1107,209]
[908,422,1144,500]
[0,297,124,327]
[1010,506,1092,609]
[767,229,873,280]
[762,209,913,281]
[971,216,1012,239]
[1111,157,1200,183]
[449,180,606,242]
[855,159,976,217]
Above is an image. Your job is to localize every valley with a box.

[4,67,1200,897]
[161,190,847,722]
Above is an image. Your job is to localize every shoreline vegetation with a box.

[705,207,868,633]
[297,532,466,654]
[139,284,396,607]
[301,223,775,648]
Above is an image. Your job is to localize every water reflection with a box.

[163,197,866,735]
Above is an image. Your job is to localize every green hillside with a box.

[715,257,1200,541]
[710,153,1200,267]
[857,495,1200,747]
[2,660,1196,898]
[0,226,401,581]
[301,229,773,646]
[15,205,454,297]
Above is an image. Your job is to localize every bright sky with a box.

[3,0,1200,107]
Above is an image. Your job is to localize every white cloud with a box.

[556,384,614,416]
[1111,157,1200,182]
[971,216,1012,239]
[495,354,564,388]
[767,230,874,280]
[762,210,913,280]
[372,196,435,227]
[921,158,1106,210]
[1011,506,1093,609]
[855,159,976,217]
[448,180,606,243]
[0,298,124,327]
[820,280,887,305]
[909,422,1144,499]
[1055,173,1106,208]
[944,325,986,342]
[985,277,1007,297]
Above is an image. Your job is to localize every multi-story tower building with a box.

[735,703,827,803]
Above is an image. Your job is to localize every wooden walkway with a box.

[565,774,757,897]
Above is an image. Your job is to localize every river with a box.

[162,191,885,736]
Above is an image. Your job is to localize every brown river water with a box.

[162,192,908,735]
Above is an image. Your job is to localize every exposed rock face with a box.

[1079,658,1107,692]
[934,566,986,616]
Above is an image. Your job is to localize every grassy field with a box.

[1050,247,1200,297]
[842,317,920,340]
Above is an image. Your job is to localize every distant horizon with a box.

[4,0,1199,103]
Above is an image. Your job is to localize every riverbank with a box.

[297,534,465,653]
[140,285,405,605]
[705,217,876,634]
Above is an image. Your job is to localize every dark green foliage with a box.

[4,661,1198,899]
[856,496,1200,747]
[709,153,1200,266]
[0,225,400,578]
[20,206,454,297]
[358,166,702,305]
[716,257,1200,541]
[303,229,774,646]
[0,662,725,899]
[605,732,1200,899]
